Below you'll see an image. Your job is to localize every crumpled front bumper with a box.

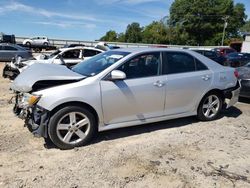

[223,80,241,108]
[13,94,50,138]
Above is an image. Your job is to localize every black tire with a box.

[48,106,97,150]
[197,92,223,121]
[26,42,31,47]
[43,42,48,46]
[34,48,41,53]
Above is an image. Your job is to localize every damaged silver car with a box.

[11,48,240,149]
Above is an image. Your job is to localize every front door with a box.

[100,52,166,125]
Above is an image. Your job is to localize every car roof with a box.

[0,43,23,48]
[59,46,104,52]
[113,47,197,54]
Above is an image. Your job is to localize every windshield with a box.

[72,51,130,76]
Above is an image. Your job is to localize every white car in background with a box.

[23,36,49,46]
[25,46,104,66]
[3,46,104,80]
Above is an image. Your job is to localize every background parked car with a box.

[0,43,32,61]
[237,62,250,98]
[224,52,250,67]
[193,49,227,65]
[212,47,236,56]
[23,36,49,46]
[2,46,104,80]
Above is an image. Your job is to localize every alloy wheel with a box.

[56,112,90,144]
[202,95,220,118]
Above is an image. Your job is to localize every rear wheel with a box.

[48,106,97,149]
[197,92,223,121]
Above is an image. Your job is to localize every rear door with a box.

[100,52,166,124]
[162,52,213,115]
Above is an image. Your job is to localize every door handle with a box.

[153,81,165,87]
[202,75,210,81]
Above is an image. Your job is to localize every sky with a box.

[0,0,249,41]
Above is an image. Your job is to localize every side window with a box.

[62,50,80,59]
[83,49,99,57]
[117,52,160,79]
[195,59,208,71]
[162,52,195,74]
[3,46,17,51]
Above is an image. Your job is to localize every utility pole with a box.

[221,16,229,46]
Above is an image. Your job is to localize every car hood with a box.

[237,66,250,79]
[11,63,85,92]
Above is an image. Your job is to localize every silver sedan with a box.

[11,48,240,149]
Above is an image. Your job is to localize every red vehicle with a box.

[212,47,236,56]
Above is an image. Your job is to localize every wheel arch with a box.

[49,101,99,125]
[197,88,225,111]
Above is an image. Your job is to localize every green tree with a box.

[125,22,142,43]
[100,30,118,42]
[142,21,169,44]
[241,20,250,33]
[117,32,126,42]
[169,0,247,45]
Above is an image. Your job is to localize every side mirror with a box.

[110,70,126,80]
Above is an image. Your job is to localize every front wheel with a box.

[197,92,223,121]
[48,106,97,149]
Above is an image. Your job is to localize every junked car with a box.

[2,46,104,80]
[237,62,250,98]
[10,48,240,149]
[192,49,227,66]
[224,52,250,67]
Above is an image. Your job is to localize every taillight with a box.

[234,70,239,78]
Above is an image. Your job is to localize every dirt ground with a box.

[0,63,250,188]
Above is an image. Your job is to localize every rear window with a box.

[162,52,208,74]
[162,52,196,74]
